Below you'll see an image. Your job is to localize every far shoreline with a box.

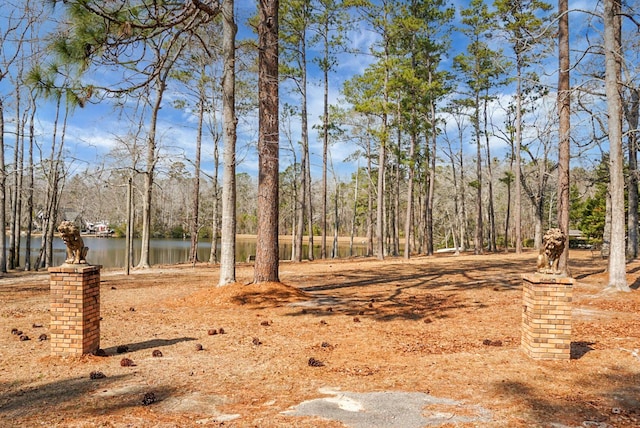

[238,234,371,245]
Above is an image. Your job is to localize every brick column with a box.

[522,273,573,360]
[49,265,101,356]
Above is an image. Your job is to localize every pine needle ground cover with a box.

[1,251,638,427]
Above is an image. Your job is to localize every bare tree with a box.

[0,98,5,273]
[603,0,630,291]
[48,0,222,268]
[280,0,312,262]
[442,101,471,253]
[24,90,36,271]
[0,0,43,272]
[189,65,205,265]
[521,103,558,249]
[137,45,185,269]
[624,87,639,259]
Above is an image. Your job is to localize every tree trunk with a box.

[404,131,416,259]
[602,187,611,261]
[393,127,401,256]
[535,195,544,249]
[189,76,205,265]
[625,88,639,259]
[292,117,311,262]
[254,0,280,283]
[294,154,305,261]
[321,24,329,260]
[14,111,25,268]
[136,83,163,269]
[514,61,523,254]
[332,181,339,258]
[136,42,184,268]
[209,139,220,264]
[0,100,6,273]
[305,142,314,260]
[24,95,35,271]
[350,162,359,256]
[9,85,21,269]
[376,32,391,260]
[294,21,310,263]
[445,126,462,254]
[474,93,483,255]
[376,138,386,259]
[604,0,630,291]
[305,107,314,260]
[366,134,374,256]
[459,134,468,251]
[483,91,496,252]
[556,0,570,275]
[504,175,512,252]
[219,0,238,285]
[47,100,69,268]
[427,110,437,255]
[36,95,62,270]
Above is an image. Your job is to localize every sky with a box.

[0,0,623,185]
[3,0,384,180]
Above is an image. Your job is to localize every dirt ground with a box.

[0,250,639,427]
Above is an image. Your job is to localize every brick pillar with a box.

[49,265,101,356]
[521,274,573,360]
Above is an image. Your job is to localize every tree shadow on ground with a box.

[571,341,595,359]
[0,375,177,423]
[626,263,640,274]
[102,337,196,355]
[281,252,612,322]
[288,290,465,322]
[494,370,640,426]
[0,281,49,298]
[230,286,309,308]
[286,256,527,321]
[297,256,526,295]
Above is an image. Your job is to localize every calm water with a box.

[11,236,368,269]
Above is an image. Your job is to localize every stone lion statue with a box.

[536,228,566,274]
[58,221,89,264]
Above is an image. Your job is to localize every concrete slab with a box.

[282,387,492,427]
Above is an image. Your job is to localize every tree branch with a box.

[190,0,221,17]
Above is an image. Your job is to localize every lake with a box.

[11,236,369,269]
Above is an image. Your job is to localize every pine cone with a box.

[308,357,325,367]
[141,392,156,406]
[120,358,135,367]
[90,371,106,379]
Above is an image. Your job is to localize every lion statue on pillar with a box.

[58,221,89,264]
[536,228,566,275]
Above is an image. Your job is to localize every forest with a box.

[0,1,636,290]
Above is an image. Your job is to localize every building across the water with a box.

[84,222,114,237]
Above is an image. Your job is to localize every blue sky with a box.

[8,1,367,179]
[0,0,619,184]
